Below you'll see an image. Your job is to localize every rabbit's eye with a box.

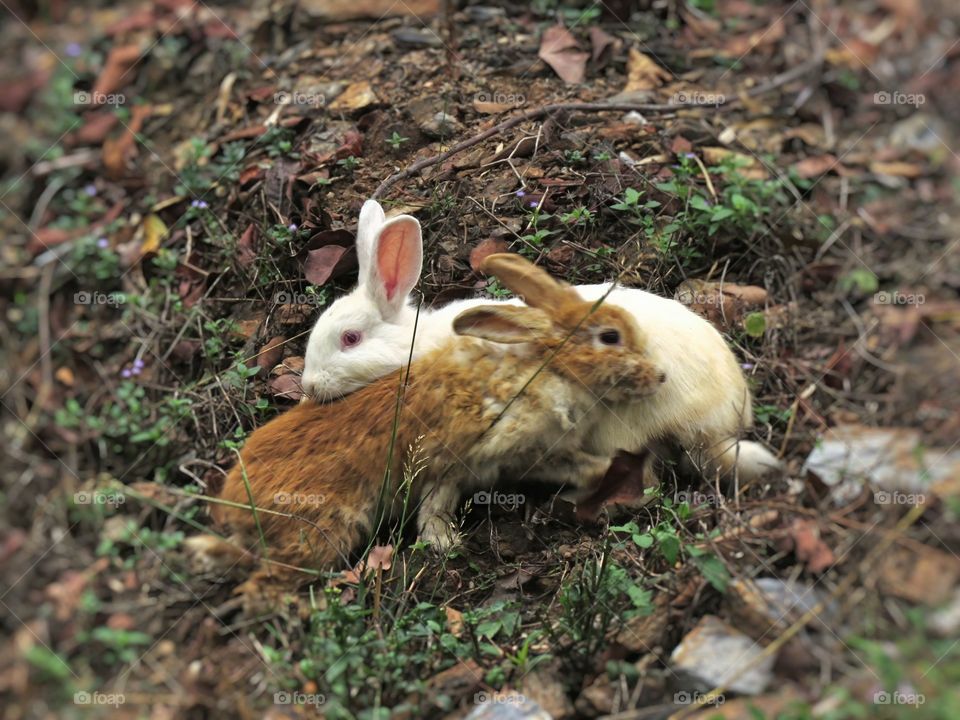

[341,330,362,349]
[599,329,621,345]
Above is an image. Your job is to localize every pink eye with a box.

[340,330,362,349]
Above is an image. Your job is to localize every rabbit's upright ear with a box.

[365,214,423,320]
[453,305,552,344]
[481,253,577,309]
[356,199,387,282]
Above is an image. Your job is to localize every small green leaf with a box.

[744,312,766,338]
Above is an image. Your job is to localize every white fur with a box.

[302,201,782,482]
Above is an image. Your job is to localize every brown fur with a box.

[199,255,664,607]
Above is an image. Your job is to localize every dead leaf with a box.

[140,214,167,256]
[445,607,464,637]
[575,449,651,521]
[675,279,768,329]
[238,224,259,267]
[304,245,350,285]
[328,81,379,113]
[92,43,142,98]
[788,519,835,574]
[256,336,286,375]
[588,26,616,64]
[870,160,925,178]
[879,545,960,605]
[103,104,152,177]
[268,373,303,402]
[469,237,509,271]
[623,47,672,92]
[793,154,845,179]
[538,25,589,84]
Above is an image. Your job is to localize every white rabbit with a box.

[301,200,782,482]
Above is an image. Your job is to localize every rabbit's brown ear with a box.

[452,305,552,344]
[480,253,577,309]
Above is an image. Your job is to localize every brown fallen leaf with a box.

[623,47,672,92]
[328,81,379,113]
[92,43,143,98]
[445,606,464,637]
[237,224,259,267]
[789,519,835,574]
[256,336,286,375]
[793,154,845,179]
[304,245,350,285]
[103,104,152,177]
[367,544,393,571]
[268,373,303,402]
[538,25,589,84]
[878,545,960,605]
[575,449,651,522]
[870,160,925,178]
[469,237,509,272]
[675,279,768,329]
[588,26,616,64]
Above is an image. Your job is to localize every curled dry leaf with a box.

[268,373,303,402]
[469,237,509,271]
[256,336,286,374]
[788,519,835,574]
[366,544,393,571]
[623,47,672,92]
[538,25,589,84]
[92,43,143,98]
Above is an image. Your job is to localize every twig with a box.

[372,54,824,201]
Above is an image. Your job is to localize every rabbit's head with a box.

[460,253,665,401]
[302,200,423,401]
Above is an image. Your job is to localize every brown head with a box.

[455,253,665,401]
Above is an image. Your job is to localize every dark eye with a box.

[340,330,362,349]
[599,329,621,345]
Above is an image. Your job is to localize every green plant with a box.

[386,132,409,149]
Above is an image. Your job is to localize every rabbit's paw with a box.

[420,516,460,553]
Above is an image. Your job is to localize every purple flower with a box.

[683,152,697,159]
[84,184,97,196]
[288,223,298,232]
[191,199,209,209]
[133,358,145,370]
[65,42,82,57]
[515,190,526,198]
[96,237,109,249]
[121,368,132,378]
[741,363,754,370]
[529,200,538,208]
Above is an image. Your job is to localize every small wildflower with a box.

[84,184,97,196]
[96,237,109,249]
[65,42,82,57]
[288,223,298,232]
[133,358,145,371]
[683,152,697,159]
[190,199,209,209]
[515,190,526,198]
[529,200,538,208]
[121,368,132,379]
[741,363,754,370]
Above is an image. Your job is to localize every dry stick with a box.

[668,503,927,720]
[372,55,824,201]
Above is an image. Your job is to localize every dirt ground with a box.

[1,0,959,718]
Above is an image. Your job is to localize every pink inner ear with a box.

[377,221,418,301]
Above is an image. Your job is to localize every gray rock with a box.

[670,615,775,695]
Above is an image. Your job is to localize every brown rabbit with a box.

[188,254,664,608]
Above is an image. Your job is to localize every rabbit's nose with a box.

[657,371,667,384]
